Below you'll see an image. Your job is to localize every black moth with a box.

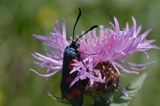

[60,8,98,106]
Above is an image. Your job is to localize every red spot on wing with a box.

[72,89,81,96]
[66,89,81,101]
[66,77,74,83]
[68,60,77,70]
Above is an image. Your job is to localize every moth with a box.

[60,8,98,106]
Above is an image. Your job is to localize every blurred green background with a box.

[0,0,160,106]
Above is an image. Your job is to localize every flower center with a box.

[85,61,119,96]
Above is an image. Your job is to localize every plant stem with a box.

[94,96,110,106]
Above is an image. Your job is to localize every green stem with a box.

[94,96,110,106]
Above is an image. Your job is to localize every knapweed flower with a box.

[31,17,159,97]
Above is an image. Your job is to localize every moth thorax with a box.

[85,62,119,96]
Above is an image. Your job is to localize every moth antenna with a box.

[72,8,81,42]
[75,25,98,43]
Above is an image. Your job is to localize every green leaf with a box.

[110,72,147,106]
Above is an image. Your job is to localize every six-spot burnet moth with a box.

[60,8,98,106]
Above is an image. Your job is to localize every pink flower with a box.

[31,17,159,96]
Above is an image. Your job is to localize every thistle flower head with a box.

[31,17,159,96]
